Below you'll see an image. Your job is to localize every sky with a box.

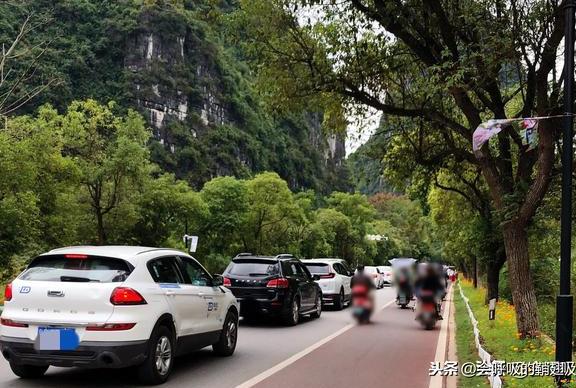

[345,107,382,156]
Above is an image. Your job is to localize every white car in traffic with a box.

[377,266,393,286]
[0,246,239,385]
[303,259,352,310]
[361,266,384,289]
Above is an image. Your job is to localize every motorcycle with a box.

[395,278,412,309]
[351,284,373,324]
[416,290,439,330]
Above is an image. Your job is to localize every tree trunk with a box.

[96,208,106,245]
[502,222,539,337]
[486,262,501,302]
[472,256,478,288]
[485,248,507,304]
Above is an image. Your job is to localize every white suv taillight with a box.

[4,283,12,301]
[86,323,136,331]
[1,318,28,328]
[110,287,147,305]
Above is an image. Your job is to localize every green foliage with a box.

[134,173,208,247]
[370,193,433,260]
[0,98,432,279]
[57,99,153,244]
[0,0,349,193]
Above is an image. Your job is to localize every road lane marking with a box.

[428,285,454,388]
[235,297,397,388]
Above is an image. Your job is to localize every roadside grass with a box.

[454,287,490,388]
[458,280,557,388]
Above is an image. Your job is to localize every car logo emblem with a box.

[20,286,31,294]
[47,290,65,297]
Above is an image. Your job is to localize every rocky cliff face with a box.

[4,0,348,192]
[120,9,347,191]
[124,16,232,152]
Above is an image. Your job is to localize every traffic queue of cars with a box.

[0,247,367,385]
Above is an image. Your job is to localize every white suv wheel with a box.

[155,336,172,376]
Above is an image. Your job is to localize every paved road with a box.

[0,287,444,387]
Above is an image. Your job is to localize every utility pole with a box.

[556,0,575,384]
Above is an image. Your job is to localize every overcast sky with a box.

[345,107,382,156]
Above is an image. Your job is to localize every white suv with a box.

[377,266,393,286]
[303,259,352,310]
[0,246,239,385]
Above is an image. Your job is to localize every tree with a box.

[0,107,81,280]
[60,99,152,244]
[368,193,432,259]
[238,0,567,337]
[327,192,375,232]
[244,172,300,253]
[200,176,249,257]
[134,173,208,247]
[314,208,355,261]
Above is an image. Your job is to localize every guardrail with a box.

[458,282,502,388]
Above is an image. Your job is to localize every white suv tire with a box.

[213,310,239,356]
[137,325,175,385]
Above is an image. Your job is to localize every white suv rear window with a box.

[19,255,132,283]
[304,263,330,274]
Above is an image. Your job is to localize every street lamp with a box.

[555,0,575,384]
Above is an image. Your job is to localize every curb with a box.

[429,284,454,388]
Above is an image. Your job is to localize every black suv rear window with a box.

[304,263,330,274]
[20,255,132,283]
[226,259,280,277]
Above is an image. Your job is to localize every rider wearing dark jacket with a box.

[414,266,445,319]
[415,273,444,295]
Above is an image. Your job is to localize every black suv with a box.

[222,254,322,325]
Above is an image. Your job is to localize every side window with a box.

[179,257,212,287]
[333,263,344,275]
[290,263,302,278]
[295,263,311,280]
[342,263,353,276]
[148,257,184,284]
[282,261,295,276]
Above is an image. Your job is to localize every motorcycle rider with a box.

[414,265,445,320]
[394,266,414,304]
[351,264,376,289]
[351,265,376,323]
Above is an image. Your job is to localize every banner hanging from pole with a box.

[472,114,570,151]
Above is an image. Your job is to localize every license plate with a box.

[37,327,79,351]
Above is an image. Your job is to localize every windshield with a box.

[226,260,280,277]
[304,263,330,274]
[19,255,132,283]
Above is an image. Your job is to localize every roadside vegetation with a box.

[458,280,556,388]
[0,100,434,285]
[454,285,489,388]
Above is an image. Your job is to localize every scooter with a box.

[417,290,439,330]
[351,284,373,324]
[396,278,412,309]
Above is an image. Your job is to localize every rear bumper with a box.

[236,296,290,316]
[321,293,342,304]
[0,336,148,368]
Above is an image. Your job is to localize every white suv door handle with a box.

[166,291,176,296]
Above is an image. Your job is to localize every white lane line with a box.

[428,285,454,388]
[235,297,397,388]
